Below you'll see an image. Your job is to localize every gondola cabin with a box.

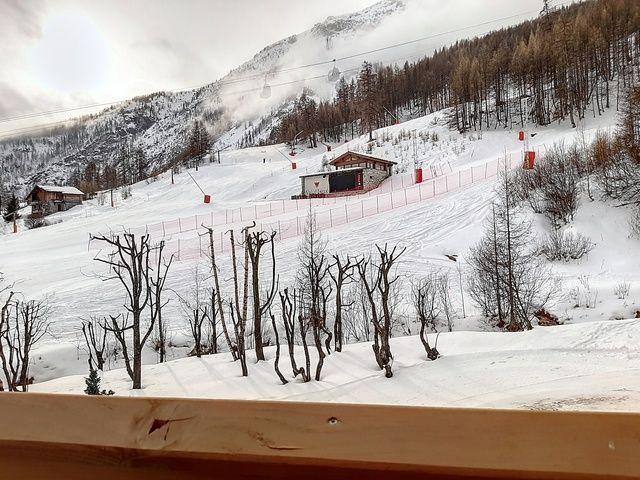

[296,152,396,198]
[26,185,84,218]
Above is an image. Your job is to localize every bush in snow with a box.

[596,151,640,202]
[513,143,582,229]
[569,275,599,309]
[24,216,49,230]
[614,281,631,300]
[120,185,132,200]
[537,230,594,262]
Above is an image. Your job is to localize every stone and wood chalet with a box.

[25,185,84,218]
[295,152,396,199]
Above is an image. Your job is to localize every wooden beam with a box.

[0,393,637,479]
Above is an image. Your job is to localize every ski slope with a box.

[2,107,640,408]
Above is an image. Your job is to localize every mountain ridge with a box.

[0,0,406,194]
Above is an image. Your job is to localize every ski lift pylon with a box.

[328,60,341,82]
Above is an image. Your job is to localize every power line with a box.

[0,4,572,127]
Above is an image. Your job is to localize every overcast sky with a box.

[0,0,374,122]
[0,0,547,135]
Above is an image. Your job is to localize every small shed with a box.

[297,152,396,198]
[25,185,84,218]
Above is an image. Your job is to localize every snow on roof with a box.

[36,185,84,195]
[298,167,364,178]
[330,151,398,166]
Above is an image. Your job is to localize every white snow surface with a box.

[34,185,85,195]
[32,320,640,412]
[3,106,640,410]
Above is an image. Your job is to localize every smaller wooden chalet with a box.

[25,185,84,218]
[297,152,396,198]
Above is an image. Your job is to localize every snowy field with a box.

[31,320,640,412]
[2,107,640,410]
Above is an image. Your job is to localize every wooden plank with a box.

[0,393,638,479]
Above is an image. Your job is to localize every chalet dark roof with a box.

[329,151,398,166]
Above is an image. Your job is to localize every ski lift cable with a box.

[0,70,362,140]
[0,1,577,126]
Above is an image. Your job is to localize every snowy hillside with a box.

[0,0,546,193]
[0,0,408,192]
[2,100,640,410]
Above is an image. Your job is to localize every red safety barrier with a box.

[101,156,517,260]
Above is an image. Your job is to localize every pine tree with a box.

[84,368,101,395]
[357,61,379,141]
[84,367,115,395]
[4,194,19,221]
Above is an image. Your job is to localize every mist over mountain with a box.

[0,0,540,194]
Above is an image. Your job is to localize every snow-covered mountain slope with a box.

[0,0,408,192]
[1,102,639,400]
[1,0,545,193]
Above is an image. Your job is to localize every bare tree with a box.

[148,316,170,362]
[92,233,172,389]
[245,224,278,362]
[297,305,313,383]
[329,255,357,352]
[204,287,220,354]
[412,276,441,360]
[202,227,237,361]
[343,282,372,344]
[468,175,558,331]
[81,316,109,371]
[358,244,405,378]
[149,240,173,362]
[228,227,250,376]
[296,209,333,381]
[276,288,310,382]
[177,266,209,358]
[269,312,288,384]
[436,272,454,332]
[0,297,51,391]
[0,275,13,391]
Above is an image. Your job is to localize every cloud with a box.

[0,0,44,39]
[0,82,37,117]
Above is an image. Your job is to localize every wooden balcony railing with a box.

[0,393,638,479]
